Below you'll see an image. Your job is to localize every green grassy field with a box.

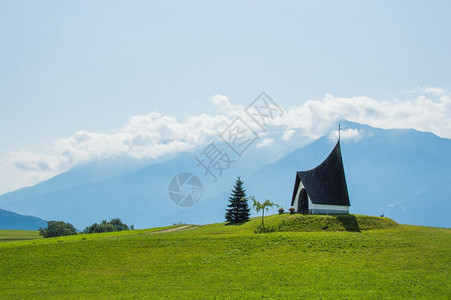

[0,230,41,243]
[0,214,449,299]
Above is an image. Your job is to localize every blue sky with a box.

[1,0,450,193]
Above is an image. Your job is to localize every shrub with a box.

[109,218,130,231]
[84,218,130,234]
[289,207,295,214]
[39,221,77,238]
[254,224,276,234]
[278,207,285,215]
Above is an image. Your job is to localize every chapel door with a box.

[300,188,309,213]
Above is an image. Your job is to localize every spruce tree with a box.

[225,177,251,223]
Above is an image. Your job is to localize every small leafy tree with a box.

[109,218,130,231]
[225,177,251,223]
[251,197,279,228]
[39,221,77,238]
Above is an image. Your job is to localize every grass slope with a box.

[273,213,399,231]
[237,213,398,233]
[0,230,41,243]
[0,215,449,299]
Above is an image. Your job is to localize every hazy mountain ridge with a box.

[160,122,451,228]
[0,208,47,230]
[0,156,159,204]
[0,145,273,229]
[1,122,450,229]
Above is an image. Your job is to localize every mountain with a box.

[162,122,451,228]
[244,122,451,228]
[0,142,276,229]
[0,208,47,230]
[0,156,158,206]
[1,122,450,229]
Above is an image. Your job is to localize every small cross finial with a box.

[338,124,342,140]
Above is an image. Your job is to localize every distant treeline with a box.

[39,218,133,238]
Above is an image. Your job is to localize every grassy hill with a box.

[0,230,41,243]
[225,213,399,233]
[0,214,449,299]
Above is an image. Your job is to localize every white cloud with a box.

[3,151,62,192]
[256,138,275,148]
[281,129,295,141]
[406,86,447,96]
[6,112,232,183]
[421,86,447,96]
[9,150,55,172]
[4,88,451,192]
[280,88,451,139]
[328,128,363,142]
[210,94,244,116]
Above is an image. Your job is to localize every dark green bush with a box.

[84,218,131,233]
[39,221,77,238]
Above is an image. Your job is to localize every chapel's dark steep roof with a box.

[291,140,350,206]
